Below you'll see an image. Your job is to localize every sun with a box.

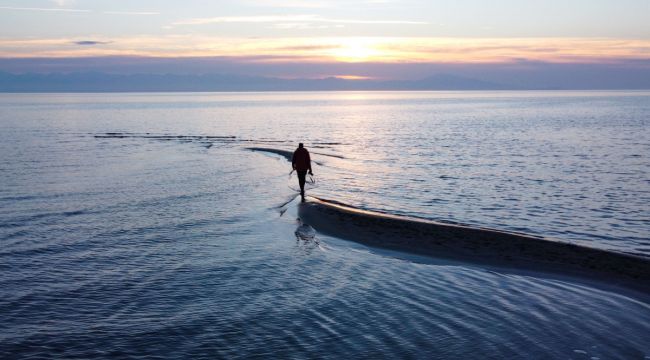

[329,38,382,62]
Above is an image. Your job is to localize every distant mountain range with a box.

[0,71,644,92]
[0,72,516,92]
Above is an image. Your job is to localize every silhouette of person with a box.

[292,143,313,201]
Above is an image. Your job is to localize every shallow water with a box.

[1,91,649,358]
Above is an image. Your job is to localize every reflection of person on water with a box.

[292,143,313,201]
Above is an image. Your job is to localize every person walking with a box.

[292,143,313,201]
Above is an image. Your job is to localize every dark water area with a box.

[1,91,649,359]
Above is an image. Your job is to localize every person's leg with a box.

[297,171,307,199]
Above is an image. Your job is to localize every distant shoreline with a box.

[2,89,650,94]
[3,71,650,93]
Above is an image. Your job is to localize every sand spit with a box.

[247,147,294,161]
[246,147,342,164]
[299,197,650,292]
[94,133,236,140]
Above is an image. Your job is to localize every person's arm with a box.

[291,151,296,170]
[307,152,313,174]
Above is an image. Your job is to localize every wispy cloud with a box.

[241,0,332,8]
[172,15,427,26]
[72,40,112,46]
[0,6,90,13]
[274,44,342,51]
[271,23,341,30]
[103,11,160,15]
[0,6,158,15]
[50,0,76,6]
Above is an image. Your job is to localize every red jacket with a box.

[292,147,312,172]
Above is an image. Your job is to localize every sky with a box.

[0,0,649,83]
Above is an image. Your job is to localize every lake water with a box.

[1,91,649,359]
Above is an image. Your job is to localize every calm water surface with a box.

[1,91,649,359]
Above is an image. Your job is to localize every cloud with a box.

[72,40,112,46]
[271,23,331,30]
[172,15,427,26]
[0,6,157,15]
[241,0,332,8]
[103,11,160,15]
[274,44,342,51]
[0,6,90,12]
[50,0,76,6]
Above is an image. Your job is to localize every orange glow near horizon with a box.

[0,36,649,64]
[332,75,374,80]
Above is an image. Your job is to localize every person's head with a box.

[298,143,304,148]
